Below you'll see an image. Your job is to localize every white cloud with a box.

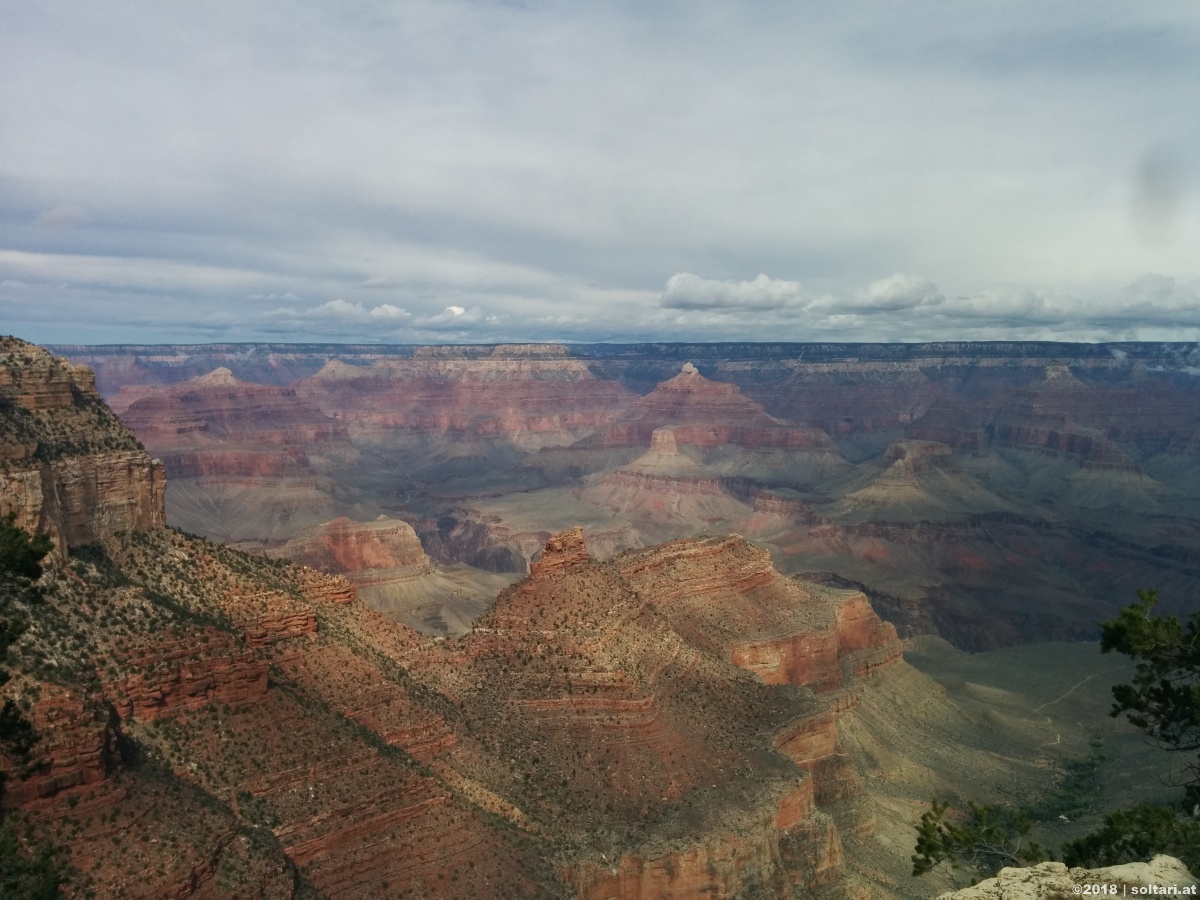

[418,305,481,328]
[315,299,367,317]
[852,274,943,310]
[661,273,809,310]
[370,303,409,319]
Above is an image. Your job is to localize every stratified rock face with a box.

[429,527,902,899]
[1,685,120,808]
[590,362,836,451]
[528,524,588,576]
[617,536,901,693]
[281,515,432,576]
[51,339,1200,660]
[0,336,165,552]
[119,367,351,473]
[936,856,1195,899]
[295,348,635,452]
[578,428,752,527]
[116,368,356,541]
[106,630,271,722]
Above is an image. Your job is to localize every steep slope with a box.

[408,526,906,898]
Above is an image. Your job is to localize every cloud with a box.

[315,299,367,317]
[370,303,409,319]
[418,305,481,328]
[851,274,943,311]
[2,4,1200,343]
[661,273,808,310]
[357,277,401,290]
[33,204,86,228]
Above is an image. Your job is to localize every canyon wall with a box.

[0,336,165,553]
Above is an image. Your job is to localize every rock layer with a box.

[0,337,165,552]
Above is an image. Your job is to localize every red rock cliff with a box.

[0,337,165,552]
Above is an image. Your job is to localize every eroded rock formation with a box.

[412,527,904,898]
[0,337,165,553]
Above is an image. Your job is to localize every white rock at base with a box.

[935,855,1196,899]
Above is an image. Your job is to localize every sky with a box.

[2,1,1200,345]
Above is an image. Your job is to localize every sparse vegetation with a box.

[0,516,68,897]
[914,590,1200,880]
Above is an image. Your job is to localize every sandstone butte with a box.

[0,336,955,899]
[583,361,836,452]
[577,427,752,526]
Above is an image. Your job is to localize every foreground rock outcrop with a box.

[936,855,1196,899]
[0,336,165,553]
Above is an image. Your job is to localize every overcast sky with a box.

[3,2,1200,345]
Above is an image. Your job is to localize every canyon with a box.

[6,336,1174,897]
[57,340,1200,649]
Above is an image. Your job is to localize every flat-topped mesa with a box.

[412,343,571,359]
[119,369,349,449]
[294,354,633,451]
[0,337,165,552]
[529,526,589,577]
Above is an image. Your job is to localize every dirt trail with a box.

[1032,664,1129,714]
